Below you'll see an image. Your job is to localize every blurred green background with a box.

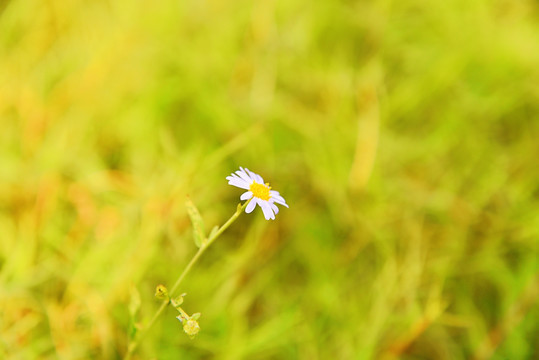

[1,0,538,359]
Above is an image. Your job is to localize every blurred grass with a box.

[1,0,538,359]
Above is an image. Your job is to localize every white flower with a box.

[226,167,288,220]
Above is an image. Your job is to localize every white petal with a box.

[228,178,250,189]
[240,191,253,200]
[255,174,264,183]
[259,200,275,220]
[245,199,256,213]
[271,195,288,207]
[226,175,241,185]
[270,202,279,214]
[226,174,244,182]
[235,169,253,184]
[244,168,258,181]
[240,167,250,176]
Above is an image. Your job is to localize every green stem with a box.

[207,201,250,246]
[176,307,190,320]
[124,200,251,359]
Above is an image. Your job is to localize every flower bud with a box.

[155,285,169,301]
[183,318,200,338]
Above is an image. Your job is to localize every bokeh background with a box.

[1,0,538,359]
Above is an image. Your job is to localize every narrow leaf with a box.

[185,197,206,247]
[128,286,141,340]
[209,225,219,240]
[128,286,141,317]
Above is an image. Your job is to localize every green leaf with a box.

[171,293,186,308]
[128,318,138,341]
[128,286,141,317]
[185,197,206,247]
[128,286,141,340]
[208,225,219,240]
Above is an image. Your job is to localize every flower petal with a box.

[243,168,256,181]
[227,177,251,189]
[270,193,288,207]
[245,199,257,213]
[259,200,275,220]
[235,168,253,184]
[270,202,280,214]
[240,191,253,201]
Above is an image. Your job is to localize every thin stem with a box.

[176,307,190,320]
[124,200,251,359]
[207,200,250,246]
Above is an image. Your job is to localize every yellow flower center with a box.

[249,182,271,201]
